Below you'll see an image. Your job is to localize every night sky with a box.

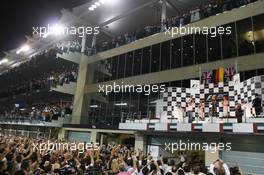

[0,0,89,57]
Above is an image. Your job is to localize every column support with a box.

[134,133,147,153]
[161,0,167,24]
[71,33,94,124]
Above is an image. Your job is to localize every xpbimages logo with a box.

[164,140,232,153]
[32,24,100,38]
[32,141,99,153]
[165,25,232,38]
[98,82,166,95]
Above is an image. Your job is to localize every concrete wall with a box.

[51,82,76,95]
[71,56,95,124]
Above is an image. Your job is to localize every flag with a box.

[225,67,236,82]
[212,69,216,84]
[201,67,235,85]
[208,70,213,84]
[215,68,219,84]
[201,72,210,85]
[219,67,225,83]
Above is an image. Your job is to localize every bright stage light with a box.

[1,58,8,63]
[99,0,105,4]
[0,58,8,65]
[43,24,65,37]
[21,45,30,52]
[16,44,30,54]
[88,0,109,11]
[90,105,99,108]
[114,102,127,106]
[89,6,94,11]
[50,24,65,36]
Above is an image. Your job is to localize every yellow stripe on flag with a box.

[219,68,224,82]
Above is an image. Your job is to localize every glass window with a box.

[171,38,182,68]
[257,68,264,76]
[113,92,122,123]
[194,34,207,64]
[106,92,115,124]
[104,58,112,82]
[162,82,171,87]
[111,57,118,80]
[92,62,105,83]
[125,52,134,77]
[208,32,221,61]
[244,70,256,80]
[142,47,151,74]
[161,41,171,71]
[151,44,160,72]
[148,91,159,117]
[99,100,107,121]
[240,71,245,82]
[182,79,190,88]
[171,80,182,87]
[97,71,105,83]
[130,92,139,114]
[257,69,264,75]
[92,63,99,83]
[133,49,142,76]
[182,35,194,66]
[121,91,130,115]
[222,23,237,59]
[139,93,149,118]
[253,14,264,53]
[237,18,254,56]
[118,54,125,79]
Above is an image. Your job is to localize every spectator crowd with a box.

[54,0,259,56]
[0,49,78,99]
[0,0,259,99]
[0,133,244,175]
[0,103,73,123]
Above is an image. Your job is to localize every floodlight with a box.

[91,4,97,8]
[16,44,30,54]
[21,45,30,52]
[90,105,98,108]
[89,6,94,11]
[114,103,127,106]
[51,24,65,36]
[0,58,8,65]
[1,58,8,63]
[95,2,100,6]
[99,0,105,4]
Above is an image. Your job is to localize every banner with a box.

[201,67,236,84]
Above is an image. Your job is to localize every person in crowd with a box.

[222,95,229,118]
[230,165,243,175]
[241,100,251,119]
[186,96,194,123]
[235,104,243,123]
[252,94,262,117]
[198,99,205,121]
[210,95,218,118]
[209,159,230,175]
[173,104,184,123]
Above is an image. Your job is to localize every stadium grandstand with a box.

[0,0,264,174]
